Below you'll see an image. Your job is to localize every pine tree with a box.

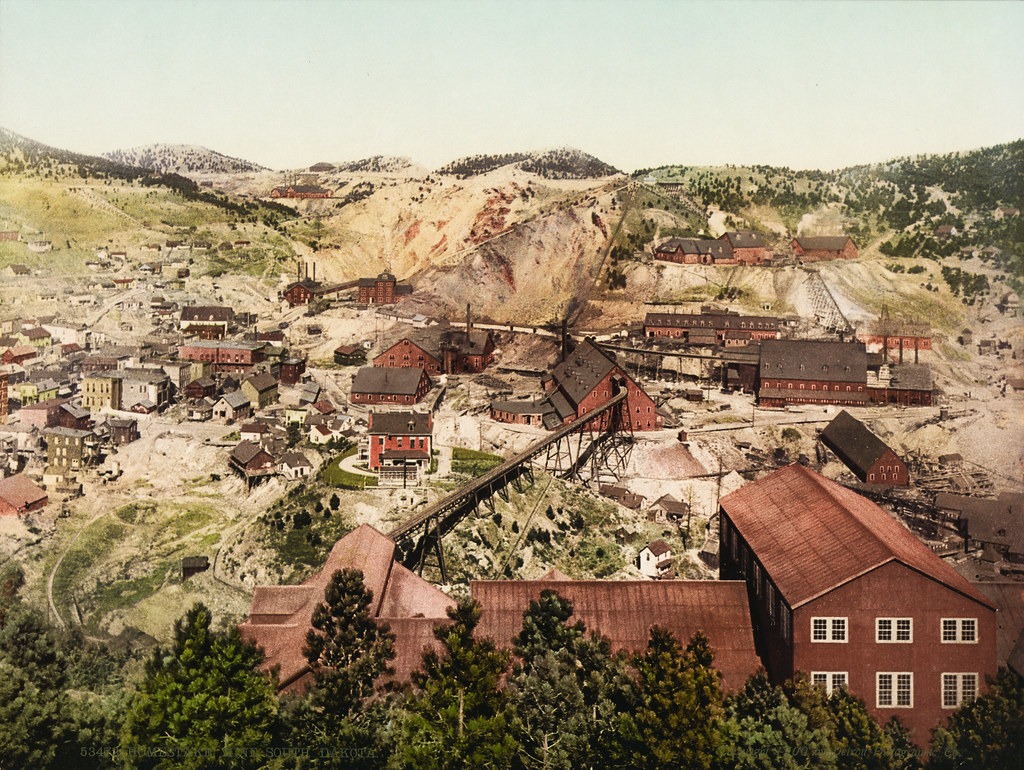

[287,569,395,767]
[120,603,279,769]
[393,600,516,770]
[616,627,722,769]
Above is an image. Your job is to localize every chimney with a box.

[561,318,569,362]
[312,263,316,282]
[466,303,473,346]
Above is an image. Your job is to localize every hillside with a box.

[438,147,621,180]
[0,126,145,179]
[103,144,268,175]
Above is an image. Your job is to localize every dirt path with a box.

[47,509,108,628]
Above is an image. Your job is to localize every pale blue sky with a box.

[1,0,1021,171]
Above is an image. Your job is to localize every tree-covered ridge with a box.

[0,126,147,180]
[438,148,621,180]
[334,156,416,174]
[103,144,267,175]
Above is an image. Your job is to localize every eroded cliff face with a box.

[299,166,620,323]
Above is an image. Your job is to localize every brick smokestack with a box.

[466,303,472,347]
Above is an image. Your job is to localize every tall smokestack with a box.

[466,302,472,336]
[312,262,316,282]
[561,318,569,361]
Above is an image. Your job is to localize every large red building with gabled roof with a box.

[719,465,997,746]
[239,524,454,693]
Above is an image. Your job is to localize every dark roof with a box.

[369,411,431,436]
[181,306,233,323]
[382,449,431,461]
[351,366,429,396]
[719,464,995,610]
[654,238,732,260]
[231,440,268,465]
[793,236,853,251]
[644,539,672,557]
[760,339,866,383]
[887,363,933,392]
[548,340,620,408]
[491,399,552,416]
[820,411,897,478]
[280,451,312,468]
[721,231,766,249]
[244,372,277,393]
[471,579,760,691]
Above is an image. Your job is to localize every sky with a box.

[1,0,1022,172]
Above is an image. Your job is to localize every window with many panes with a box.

[811,617,847,642]
[942,673,978,708]
[811,672,847,694]
[876,618,913,643]
[877,673,913,707]
[941,618,977,643]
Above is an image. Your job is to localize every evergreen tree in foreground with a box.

[120,603,279,769]
[282,569,395,768]
[393,600,516,770]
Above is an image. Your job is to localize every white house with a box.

[636,540,674,579]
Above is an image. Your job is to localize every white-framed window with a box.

[941,618,978,643]
[811,671,847,694]
[877,672,913,708]
[876,617,913,643]
[942,673,978,708]
[811,617,848,642]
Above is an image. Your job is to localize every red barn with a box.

[819,410,909,486]
[350,367,431,405]
[719,465,997,746]
[791,236,858,262]
[719,231,768,265]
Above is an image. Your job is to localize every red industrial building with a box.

[791,236,858,262]
[472,575,761,692]
[819,410,909,486]
[178,341,265,373]
[357,272,413,304]
[644,308,781,342]
[719,231,769,265]
[350,366,432,405]
[239,525,454,693]
[279,357,306,385]
[757,340,869,407]
[719,465,997,746]
[374,328,496,375]
[493,340,661,432]
[866,363,934,406]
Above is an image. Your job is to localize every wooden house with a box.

[637,540,674,578]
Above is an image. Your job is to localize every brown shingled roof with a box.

[719,465,995,610]
[471,579,760,691]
